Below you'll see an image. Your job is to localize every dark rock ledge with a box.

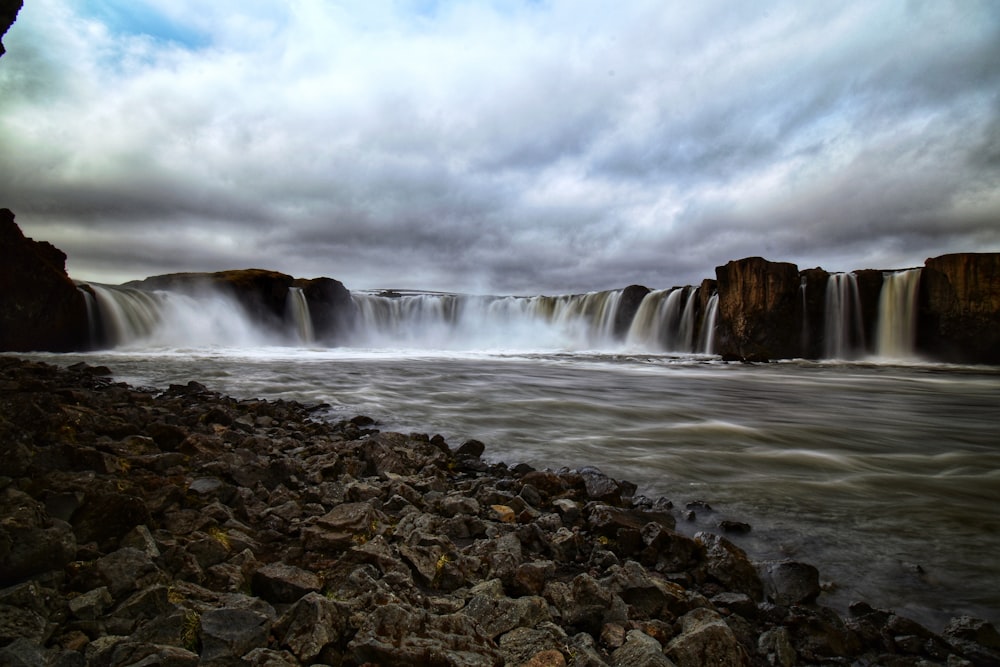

[0,358,997,667]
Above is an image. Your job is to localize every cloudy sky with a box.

[1,1,998,293]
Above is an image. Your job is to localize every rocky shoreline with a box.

[1,357,998,666]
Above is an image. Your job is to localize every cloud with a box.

[0,0,998,293]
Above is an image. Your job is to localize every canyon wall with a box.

[918,253,1000,365]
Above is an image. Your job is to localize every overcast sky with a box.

[1,1,998,293]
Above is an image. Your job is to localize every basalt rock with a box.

[0,357,998,666]
[918,253,1000,364]
[0,210,89,352]
[715,257,801,361]
[613,284,651,339]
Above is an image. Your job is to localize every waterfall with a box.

[85,283,276,348]
[625,287,701,352]
[77,286,100,347]
[286,287,315,344]
[677,286,699,351]
[824,273,864,359]
[350,289,630,350]
[699,293,719,354]
[876,269,921,358]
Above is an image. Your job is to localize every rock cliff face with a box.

[0,210,89,352]
[715,258,801,361]
[918,253,1000,365]
[0,0,22,59]
[128,270,356,344]
[613,284,650,338]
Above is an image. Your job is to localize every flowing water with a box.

[18,348,1000,631]
[13,279,1000,631]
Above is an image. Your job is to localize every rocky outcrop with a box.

[0,210,89,352]
[715,258,801,361]
[0,0,22,59]
[918,253,1000,365]
[1,357,998,666]
[294,276,358,343]
[613,285,650,338]
[128,270,357,344]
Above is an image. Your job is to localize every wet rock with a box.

[666,607,748,667]
[756,560,820,605]
[0,638,48,667]
[757,627,796,667]
[694,532,763,600]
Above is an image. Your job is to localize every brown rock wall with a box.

[918,253,1000,364]
[715,257,801,361]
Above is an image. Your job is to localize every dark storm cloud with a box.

[0,0,997,293]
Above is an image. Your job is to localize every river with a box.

[22,346,1000,632]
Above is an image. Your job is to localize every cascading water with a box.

[824,272,864,359]
[876,269,921,358]
[349,290,628,350]
[286,287,315,344]
[625,287,701,352]
[84,284,281,348]
[677,286,699,351]
[698,293,719,354]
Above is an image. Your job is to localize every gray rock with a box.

[0,637,47,667]
[758,627,796,667]
[666,607,748,667]
[93,547,162,598]
[610,630,675,667]
[756,560,820,605]
[694,532,763,600]
[67,586,113,620]
[0,603,50,645]
[199,607,272,665]
[274,591,347,663]
[463,587,551,640]
[251,562,321,603]
[241,647,300,666]
[347,602,501,666]
[498,623,569,665]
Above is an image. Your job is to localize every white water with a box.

[876,269,922,359]
[824,273,865,359]
[19,347,1000,632]
[286,287,315,344]
[87,284,284,348]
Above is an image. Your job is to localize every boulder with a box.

[0,210,88,352]
[666,607,748,666]
[611,629,674,667]
[199,607,272,665]
[715,257,801,361]
[756,560,820,606]
[250,562,321,604]
[273,591,347,663]
[918,253,1000,364]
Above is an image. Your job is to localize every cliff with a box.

[0,0,21,59]
[0,209,89,352]
[128,270,357,344]
[918,253,1000,365]
[714,257,801,361]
